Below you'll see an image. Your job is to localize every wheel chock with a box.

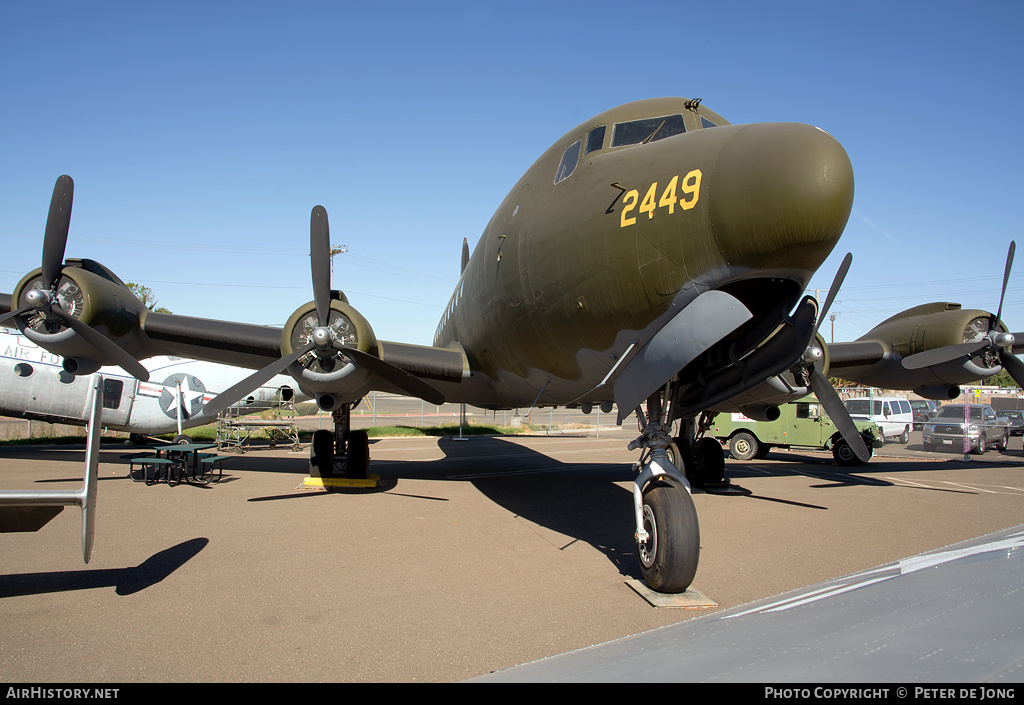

[298,474,380,490]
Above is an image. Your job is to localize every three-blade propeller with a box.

[901,241,1023,385]
[203,206,444,416]
[802,253,871,462]
[0,176,150,382]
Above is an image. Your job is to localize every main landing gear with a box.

[306,403,375,488]
[628,391,700,593]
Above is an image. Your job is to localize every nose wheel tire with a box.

[636,482,700,593]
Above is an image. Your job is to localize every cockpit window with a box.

[700,116,718,129]
[585,125,606,155]
[554,138,582,184]
[611,114,686,147]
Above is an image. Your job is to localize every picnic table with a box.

[124,442,230,486]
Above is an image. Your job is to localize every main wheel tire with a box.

[729,432,758,461]
[693,437,725,485]
[636,482,700,593]
[310,429,334,477]
[346,430,370,479]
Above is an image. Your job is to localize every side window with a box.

[554,139,582,184]
[796,403,810,419]
[585,125,606,155]
[900,400,912,414]
[103,378,124,410]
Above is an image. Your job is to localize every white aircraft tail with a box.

[0,376,101,562]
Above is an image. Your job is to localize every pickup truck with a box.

[921,404,1009,454]
[710,396,884,465]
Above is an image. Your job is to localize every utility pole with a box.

[329,244,348,288]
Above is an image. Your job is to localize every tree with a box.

[980,369,1019,389]
[126,283,172,314]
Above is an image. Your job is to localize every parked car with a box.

[910,399,940,429]
[710,396,883,466]
[996,409,1024,436]
[844,397,914,443]
[922,404,1009,454]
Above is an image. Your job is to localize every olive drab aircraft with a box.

[2,97,1022,593]
[0,327,304,440]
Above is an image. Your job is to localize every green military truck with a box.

[709,396,884,465]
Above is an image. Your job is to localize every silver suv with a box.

[922,404,1009,454]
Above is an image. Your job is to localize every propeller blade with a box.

[336,343,446,406]
[310,206,332,327]
[993,241,1015,331]
[816,252,852,334]
[41,175,74,289]
[809,369,870,462]
[48,304,150,382]
[0,306,33,328]
[999,349,1024,388]
[203,342,316,417]
[901,341,990,370]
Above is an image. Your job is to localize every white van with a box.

[844,397,914,443]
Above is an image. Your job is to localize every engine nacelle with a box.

[862,302,1006,367]
[10,260,147,366]
[280,293,376,403]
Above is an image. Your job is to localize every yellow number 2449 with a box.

[620,169,702,228]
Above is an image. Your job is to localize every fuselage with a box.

[433,98,854,410]
[0,329,299,434]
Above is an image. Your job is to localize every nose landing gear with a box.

[629,390,700,593]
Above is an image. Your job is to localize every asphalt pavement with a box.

[1,425,1023,682]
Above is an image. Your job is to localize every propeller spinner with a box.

[800,253,871,462]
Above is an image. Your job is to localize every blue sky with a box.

[2,1,1022,348]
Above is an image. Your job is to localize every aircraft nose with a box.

[710,122,854,274]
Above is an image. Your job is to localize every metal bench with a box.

[127,456,179,485]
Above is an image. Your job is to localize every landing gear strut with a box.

[629,389,700,593]
[308,403,370,480]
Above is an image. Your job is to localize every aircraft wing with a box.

[145,310,470,409]
[826,339,890,376]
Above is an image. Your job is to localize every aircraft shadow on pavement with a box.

[238,435,644,578]
[0,537,208,599]
[431,436,642,579]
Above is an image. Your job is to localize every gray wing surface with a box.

[472,525,1024,682]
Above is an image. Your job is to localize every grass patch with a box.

[0,421,523,446]
[0,435,131,447]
